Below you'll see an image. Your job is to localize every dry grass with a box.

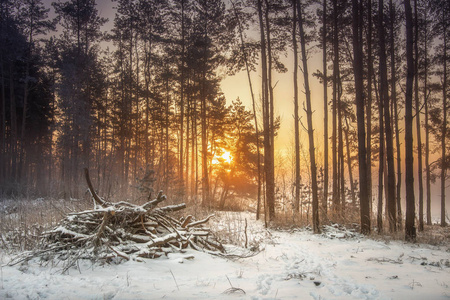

[0,196,98,252]
[415,225,450,246]
[1,195,448,255]
[368,222,450,248]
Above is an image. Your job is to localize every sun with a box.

[222,151,232,164]
[212,150,233,165]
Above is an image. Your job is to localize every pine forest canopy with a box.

[0,0,449,238]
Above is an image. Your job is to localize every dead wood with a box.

[9,169,224,268]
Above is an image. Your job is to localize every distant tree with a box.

[53,0,107,197]
[416,0,435,226]
[320,0,329,215]
[215,99,258,209]
[17,0,55,159]
[190,0,233,206]
[0,0,54,196]
[228,0,262,219]
[430,0,449,227]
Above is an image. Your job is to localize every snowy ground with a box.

[0,212,449,300]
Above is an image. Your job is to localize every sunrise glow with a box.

[212,150,233,165]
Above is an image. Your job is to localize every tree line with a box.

[0,0,448,240]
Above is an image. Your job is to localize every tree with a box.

[389,0,402,229]
[433,0,449,227]
[190,0,232,206]
[228,0,262,219]
[215,99,259,209]
[405,0,417,241]
[352,0,370,234]
[292,0,300,212]
[257,0,275,221]
[53,0,107,197]
[366,0,374,220]
[378,0,397,232]
[296,0,319,233]
[321,0,329,215]
[414,0,424,231]
[417,0,434,226]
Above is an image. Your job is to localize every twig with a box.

[244,218,248,249]
[170,269,179,291]
[223,275,246,295]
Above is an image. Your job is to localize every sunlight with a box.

[222,151,232,164]
[212,150,233,165]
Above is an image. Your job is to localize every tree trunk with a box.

[263,0,276,220]
[379,0,397,232]
[424,9,431,225]
[414,0,424,231]
[366,0,373,218]
[322,0,329,215]
[201,25,210,206]
[390,0,402,230]
[230,0,262,219]
[352,0,370,234]
[404,0,417,241]
[293,0,301,212]
[179,0,186,191]
[440,13,447,227]
[296,0,320,233]
[332,0,339,213]
[257,0,275,221]
[344,117,356,205]
[377,87,384,233]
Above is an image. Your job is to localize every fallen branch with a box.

[9,169,224,267]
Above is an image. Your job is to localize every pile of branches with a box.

[8,169,224,268]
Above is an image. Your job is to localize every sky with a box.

[43,0,449,219]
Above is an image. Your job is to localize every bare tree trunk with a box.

[296,0,319,233]
[424,9,432,225]
[9,65,17,182]
[293,0,301,212]
[257,0,275,221]
[338,71,344,214]
[366,0,373,218]
[179,0,186,191]
[440,14,447,227]
[1,57,5,185]
[404,0,417,241]
[201,26,210,206]
[390,0,402,229]
[332,0,339,213]
[377,88,384,233]
[322,0,329,215]
[379,0,397,232]
[352,0,370,234]
[264,0,276,220]
[344,117,356,205]
[414,0,424,231]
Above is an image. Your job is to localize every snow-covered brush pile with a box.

[7,169,224,270]
[321,223,362,240]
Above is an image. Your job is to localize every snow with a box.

[1,213,449,300]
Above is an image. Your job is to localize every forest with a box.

[0,0,449,243]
